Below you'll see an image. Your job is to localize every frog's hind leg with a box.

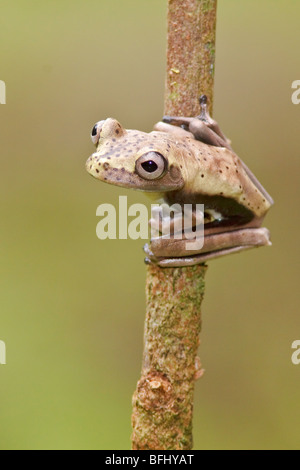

[145,245,255,267]
[144,227,271,267]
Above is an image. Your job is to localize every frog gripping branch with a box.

[87,96,273,267]
[86,0,273,451]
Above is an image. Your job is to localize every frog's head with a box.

[86,118,184,192]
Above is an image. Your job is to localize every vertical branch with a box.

[165,0,217,116]
[131,0,217,451]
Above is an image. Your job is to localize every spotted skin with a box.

[86,117,273,266]
[86,118,272,217]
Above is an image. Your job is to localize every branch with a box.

[131,0,217,451]
[165,0,217,116]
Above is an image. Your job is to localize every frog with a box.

[86,96,273,267]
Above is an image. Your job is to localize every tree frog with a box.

[86,96,273,267]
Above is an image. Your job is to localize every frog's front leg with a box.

[144,227,271,268]
[156,119,230,149]
[153,120,195,140]
[156,95,232,150]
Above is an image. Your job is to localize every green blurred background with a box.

[0,0,299,450]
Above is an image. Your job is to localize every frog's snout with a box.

[85,153,96,175]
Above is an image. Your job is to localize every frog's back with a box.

[159,134,273,218]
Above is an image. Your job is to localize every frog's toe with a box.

[143,244,160,265]
[143,243,152,257]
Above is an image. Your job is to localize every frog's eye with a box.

[135,152,167,180]
[90,121,104,145]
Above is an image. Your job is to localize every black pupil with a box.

[141,160,158,173]
[91,125,97,136]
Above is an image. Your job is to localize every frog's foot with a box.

[156,95,232,151]
[144,227,271,268]
[195,95,231,148]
